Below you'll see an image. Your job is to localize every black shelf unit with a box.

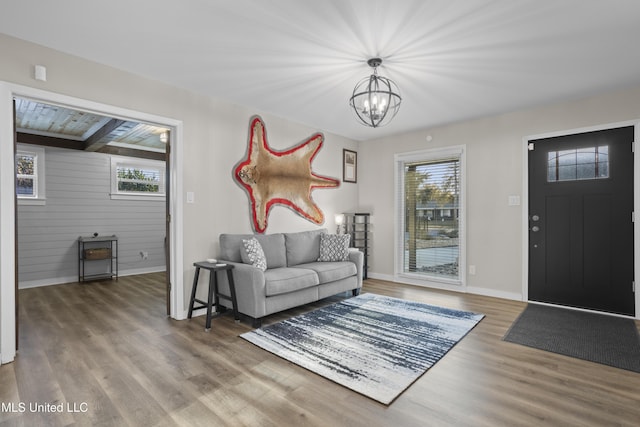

[78,235,118,282]
[344,213,370,279]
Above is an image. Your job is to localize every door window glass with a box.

[547,146,608,182]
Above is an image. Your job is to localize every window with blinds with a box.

[395,147,464,284]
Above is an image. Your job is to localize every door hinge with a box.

[167,214,171,223]
[633,212,635,223]
[528,143,535,151]
[632,141,636,153]
[633,281,636,293]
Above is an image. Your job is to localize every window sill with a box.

[110,193,166,201]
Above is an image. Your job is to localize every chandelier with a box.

[349,58,402,128]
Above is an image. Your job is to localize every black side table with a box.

[187,262,238,330]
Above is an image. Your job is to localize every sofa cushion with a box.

[220,233,287,268]
[264,267,319,297]
[317,234,351,261]
[241,237,267,271]
[257,234,287,268]
[284,229,326,266]
[296,261,357,284]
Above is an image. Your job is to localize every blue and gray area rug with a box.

[241,293,484,404]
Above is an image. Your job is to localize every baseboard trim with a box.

[367,272,394,281]
[466,286,522,302]
[180,306,231,322]
[18,267,166,289]
[184,307,209,319]
[19,275,78,289]
[367,272,522,302]
[368,272,464,293]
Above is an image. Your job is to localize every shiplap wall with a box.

[17,146,166,288]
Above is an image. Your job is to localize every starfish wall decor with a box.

[233,117,340,233]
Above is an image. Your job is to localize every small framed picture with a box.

[343,149,357,183]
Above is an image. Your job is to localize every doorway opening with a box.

[15,97,170,292]
[0,83,184,364]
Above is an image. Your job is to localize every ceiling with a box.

[15,98,168,158]
[3,0,640,141]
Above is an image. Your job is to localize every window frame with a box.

[394,145,466,287]
[16,144,46,205]
[110,156,166,200]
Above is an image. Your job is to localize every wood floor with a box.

[1,274,639,427]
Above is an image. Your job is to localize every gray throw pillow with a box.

[317,234,351,262]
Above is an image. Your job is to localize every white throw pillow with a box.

[242,237,267,271]
[317,234,351,262]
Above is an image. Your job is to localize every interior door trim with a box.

[0,84,16,363]
[522,119,640,320]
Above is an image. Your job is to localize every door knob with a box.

[531,226,540,232]
[532,215,540,221]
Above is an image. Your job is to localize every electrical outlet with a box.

[469,265,476,275]
[140,251,148,260]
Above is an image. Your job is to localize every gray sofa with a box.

[217,229,364,327]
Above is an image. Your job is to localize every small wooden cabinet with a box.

[343,213,370,279]
[78,235,118,282]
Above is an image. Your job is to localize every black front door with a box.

[528,126,635,316]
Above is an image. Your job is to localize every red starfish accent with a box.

[234,117,339,233]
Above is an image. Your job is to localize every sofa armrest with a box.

[216,260,268,319]
[348,248,364,288]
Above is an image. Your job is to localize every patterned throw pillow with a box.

[242,237,267,271]
[317,234,351,262]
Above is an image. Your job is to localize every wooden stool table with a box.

[187,261,238,330]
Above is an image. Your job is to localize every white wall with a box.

[359,84,640,302]
[0,33,359,362]
[17,146,166,288]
